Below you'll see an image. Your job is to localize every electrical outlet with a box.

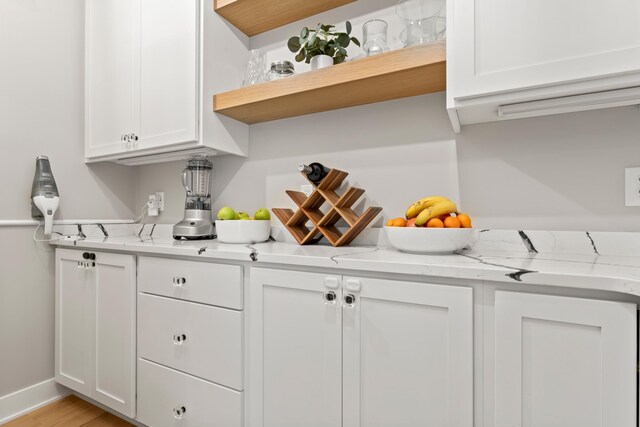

[147,192,164,217]
[625,167,640,206]
[155,192,164,211]
[301,185,313,197]
[147,196,159,216]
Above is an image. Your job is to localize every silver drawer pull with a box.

[173,406,187,420]
[172,277,187,287]
[173,334,187,345]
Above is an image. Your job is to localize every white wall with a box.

[0,0,137,398]
[137,93,640,233]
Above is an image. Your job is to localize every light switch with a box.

[625,167,640,206]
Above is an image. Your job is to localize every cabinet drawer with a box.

[138,256,242,309]
[137,358,242,427]
[138,293,243,390]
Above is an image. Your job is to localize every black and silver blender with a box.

[173,157,215,240]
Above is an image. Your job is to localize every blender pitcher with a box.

[182,157,213,211]
[173,157,215,240]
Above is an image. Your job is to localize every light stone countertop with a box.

[49,225,640,297]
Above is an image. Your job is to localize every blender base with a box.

[172,210,215,240]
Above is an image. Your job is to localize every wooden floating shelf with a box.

[214,0,356,37]
[213,43,446,124]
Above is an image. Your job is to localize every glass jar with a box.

[363,19,389,56]
[266,60,295,81]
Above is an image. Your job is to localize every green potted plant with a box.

[287,21,361,70]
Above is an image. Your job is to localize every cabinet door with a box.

[138,0,198,150]
[450,0,640,98]
[248,268,342,427]
[92,252,136,418]
[495,291,636,427]
[85,0,139,159]
[55,249,92,397]
[343,277,473,427]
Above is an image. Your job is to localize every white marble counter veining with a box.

[46,224,640,297]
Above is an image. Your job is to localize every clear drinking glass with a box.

[242,49,267,87]
[396,0,446,47]
[399,16,446,47]
[362,19,389,56]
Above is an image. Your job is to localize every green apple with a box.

[217,207,237,221]
[238,216,252,220]
[254,208,271,221]
[237,212,250,219]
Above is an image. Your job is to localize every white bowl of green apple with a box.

[215,207,271,244]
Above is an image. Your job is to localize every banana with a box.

[405,196,452,219]
[415,200,458,226]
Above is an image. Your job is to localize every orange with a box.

[426,218,444,228]
[406,218,418,227]
[391,217,407,227]
[438,214,452,221]
[457,213,472,228]
[386,219,394,227]
[444,216,461,228]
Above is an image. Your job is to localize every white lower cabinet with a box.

[494,291,637,427]
[55,249,640,427]
[249,269,343,427]
[136,257,244,427]
[138,293,243,390]
[55,249,136,418]
[342,276,473,427]
[138,359,242,427]
[248,268,474,427]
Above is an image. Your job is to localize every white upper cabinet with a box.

[85,0,248,165]
[138,0,198,150]
[85,0,138,158]
[447,0,640,131]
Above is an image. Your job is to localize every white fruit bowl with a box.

[216,220,271,244]
[384,226,479,254]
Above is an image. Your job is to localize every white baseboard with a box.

[0,379,70,424]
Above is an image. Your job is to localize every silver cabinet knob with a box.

[172,277,187,287]
[173,406,187,420]
[344,294,356,308]
[130,134,139,142]
[173,334,187,345]
[324,291,336,304]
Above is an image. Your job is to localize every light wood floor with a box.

[4,395,134,427]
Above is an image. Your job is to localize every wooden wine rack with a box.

[272,168,382,247]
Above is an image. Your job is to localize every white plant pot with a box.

[310,55,334,70]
